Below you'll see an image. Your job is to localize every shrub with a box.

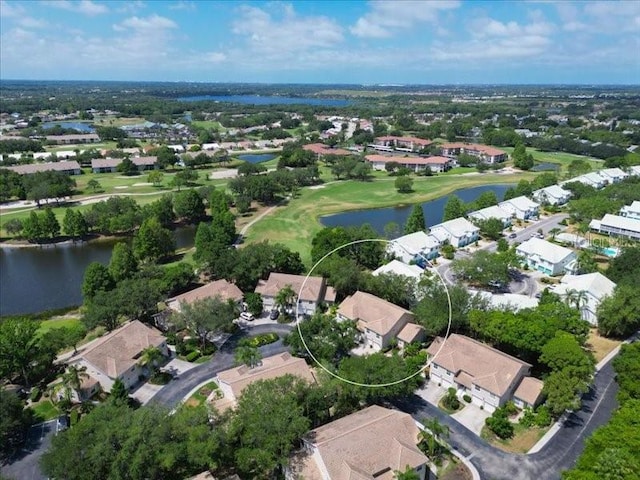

[504,401,519,416]
[486,408,514,439]
[70,409,79,426]
[519,407,536,427]
[30,387,42,402]
[200,343,217,355]
[185,351,200,362]
[534,405,552,427]
[463,394,472,403]
[442,387,460,411]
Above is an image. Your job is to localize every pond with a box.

[0,226,196,316]
[236,153,277,164]
[41,121,95,133]
[531,162,560,172]
[320,184,512,235]
[177,95,351,106]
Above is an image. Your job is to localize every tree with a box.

[540,331,594,383]
[442,195,467,221]
[275,285,296,316]
[133,216,175,263]
[108,242,138,282]
[442,387,460,410]
[384,221,401,239]
[451,250,510,287]
[109,378,129,405]
[4,218,23,237]
[394,466,420,480]
[496,237,509,252]
[62,209,87,238]
[81,262,114,299]
[0,319,47,388]
[244,292,263,316]
[117,157,138,176]
[474,190,499,209]
[173,189,206,223]
[0,390,33,462]
[476,217,505,240]
[227,375,310,478]
[543,369,589,417]
[174,297,237,350]
[87,179,101,192]
[138,346,164,375]
[83,290,121,331]
[404,204,425,234]
[39,208,60,238]
[597,285,640,337]
[284,313,358,364]
[549,227,561,241]
[604,246,640,287]
[485,408,514,439]
[395,175,413,193]
[22,210,43,242]
[147,170,164,186]
[512,143,534,170]
[234,345,262,368]
[420,417,449,459]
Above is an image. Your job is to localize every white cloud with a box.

[232,5,344,56]
[116,1,145,14]
[350,0,460,38]
[114,14,177,32]
[42,0,108,16]
[0,0,25,18]
[202,51,226,63]
[17,16,48,28]
[169,1,196,11]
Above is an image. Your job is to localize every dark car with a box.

[269,309,279,320]
[508,233,517,239]
[56,415,69,435]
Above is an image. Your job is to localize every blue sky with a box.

[1,0,639,84]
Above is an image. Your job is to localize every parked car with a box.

[239,311,254,321]
[509,233,517,239]
[269,309,279,320]
[56,415,69,435]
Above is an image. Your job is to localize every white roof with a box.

[629,165,640,176]
[555,272,616,301]
[389,231,440,255]
[499,196,539,212]
[468,205,511,221]
[373,260,424,279]
[555,233,588,247]
[577,172,606,185]
[599,168,628,179]
[516,238,576,264]
[598,214,640,233]
[621,201,640,213]
[470,290,539,312]
[533,185,570,199]
[432,217,479,237]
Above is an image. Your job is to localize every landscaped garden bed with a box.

[184,381,220,408]
[241,332,279,348]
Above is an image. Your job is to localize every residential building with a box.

[598,167,628,183]
[303,143,352,159]
[45,133,100,144]
[371,135,432,152]
[215,352,315,410]
[255,273,336,316]
[373,260,424,280]
[91,156,158,173]
[440,142,507,164]
[552,272,616,325]
[430,217,480,248]
[589,214,640,241]
[470,290,539,312]
[388,231,440,263]
[531,185,571,206]
[628,165,640,177]
[499,196,540,220]
[70,320,168,392]
[365,154,452,173]
[287,405,431,480]
[512,377,545,409]
[337,291,422,351]
[468,205,512,228]
[565,172,607,189]
[166,279,244,312]
[516,238,578,276]
[427,334,533,412]
[620,201,640,220]
[6,160,82,175]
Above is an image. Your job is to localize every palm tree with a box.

[275,284,297,316]
[419,417,450,461]
[48,365,89,410]
[577,222,590,246]
[63,365,89,393]
[138,346,164,376]
[393,466,420,480]
[549,227,561,241]
[563,288,588,311]
[234,345,262,368]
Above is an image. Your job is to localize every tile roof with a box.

[168,279,243,309]
[80,321,166,379]
[516,238,576,264]
[295,405,428,480]
[303,143,352,156]
[513,377,544,405]
[254,273,330,303]
[6,160,81,175]
[397,323,425,344]
[91,156,157,169]
[441,143,506,156]
[216,352,315,400]
[427,334,531,397]
[365,154,449,165]
[375,135,432,146]
[337,291,413,336]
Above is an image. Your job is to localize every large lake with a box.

[178,95,351,106]
[321,184,512,235]
[0,226,196,316]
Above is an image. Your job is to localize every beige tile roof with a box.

[168,279,243,309]
[91,156,158,169]
[513,377,544,405]
[295,405,428,480]
[217,352,315,400]
[337,291,413,336]
[254,273,330,303]
[80,320,166,379]
[397,323,425,344]
[6,160,81,175]
[427,334,531,397]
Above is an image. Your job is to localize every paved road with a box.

[395,355,619,480]
[150,323,293,408]
[1,420,55,480]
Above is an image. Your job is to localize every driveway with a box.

[1,420,54,480]
[130,382,164,405]
[452,403,491,435]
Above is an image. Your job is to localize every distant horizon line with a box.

[1,79,639,88]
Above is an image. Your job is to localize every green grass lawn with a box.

[44,141,119,153]
[184,381,219,407]
[31,399,60,422]
[500,147,604,174]
[243,171,537,265]
[37,317,83,336]
[481,423,550,454]
[191,120,227,132]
